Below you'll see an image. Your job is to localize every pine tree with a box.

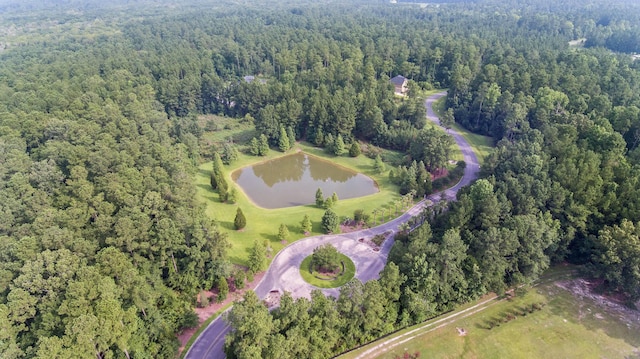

[234,207,246,229]
[228,187,238,204]
[250,137,260,156]
[374,154,385,174]
[349,141,361,157]
[210,169,218,190]
[222,142,239,164]
[300,214,312,234]
[324,133,334,152]
[313,128,324,146]
[258,134,270,156]
[277,223,290,242]
[333,134,346,156]
[287,126,296,149]
[331,192,339,204]
[321,209,339,234]
[323,196,334,209]
[248,240,266,273]
[278,126,290,152]
[315,188,324,207]
[218,175,229,202]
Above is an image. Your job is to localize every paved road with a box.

[185,91,480,359]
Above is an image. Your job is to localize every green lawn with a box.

[432,97,494,165]
[195,142,405,266]
[299,254,356,288]
[340,267,640,359]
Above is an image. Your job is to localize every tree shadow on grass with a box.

[219,220,235,231]
[260,232,279,243]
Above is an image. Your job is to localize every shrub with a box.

[321,209,339,234]
[349,141,361,157]
[311,244,340,272]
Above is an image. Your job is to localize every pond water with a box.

[232,152,378,209]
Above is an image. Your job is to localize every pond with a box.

[231,152,378,209]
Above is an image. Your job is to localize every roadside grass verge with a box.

[299,254,356,288]
[432,97,494,165]
[339,266,640,359]
[195,141,405,266]
[178,303,232,359]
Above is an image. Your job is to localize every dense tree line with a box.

[2,0,640,358]
[0,5,232,358]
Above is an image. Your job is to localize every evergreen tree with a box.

[331,192,339,204]
[333,134,346,156]
[250,137,260,156]
[258,134,270,156]
[313,128,324,146]
[248,240,266,273]
[349,141,361,157]
[217,276,229,303]
[324,133,335,152]
[278,126,290,152]
[321,209,339,234]
[374,154,385,174]
[287,126,296,149]
[301,214,312,234]
[234,270,246,289]
[228,187,238,204]
[234,207,246,230]
[222,142,239,164]
[218,175,229,202]
[210,169,218,190]
[323,196,334,209]
[315,188,325,207]
[277,223,290,242]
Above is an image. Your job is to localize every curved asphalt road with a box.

[185,91,480,359]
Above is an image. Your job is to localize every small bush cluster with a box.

[432,161,466,191]
[483,302,546,330]
[372,233,387,246]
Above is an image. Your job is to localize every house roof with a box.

[390,75,407,86]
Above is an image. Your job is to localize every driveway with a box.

[185,91,480,359]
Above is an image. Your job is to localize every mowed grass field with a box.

[340,267,640,359]
[195,141,406,266]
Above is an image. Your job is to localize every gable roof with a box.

[390,75,407,86]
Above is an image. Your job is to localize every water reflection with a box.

[232,152,378,209]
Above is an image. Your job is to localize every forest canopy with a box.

[1,0,640,358]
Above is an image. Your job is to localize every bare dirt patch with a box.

[263,290,281,308]
[555,278,640,330]
[340,220,367,233]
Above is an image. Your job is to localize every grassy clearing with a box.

[340,267,640,359]
[299,254,356,288]
[199,114,257,145]
[432,97,494,165]
[195,141,405,266]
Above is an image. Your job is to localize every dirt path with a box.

[353,294,502,359]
